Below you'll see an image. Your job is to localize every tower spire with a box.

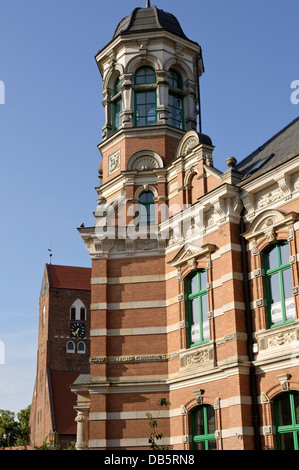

[146,0,151,7]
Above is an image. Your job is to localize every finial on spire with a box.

[146,0,151,7]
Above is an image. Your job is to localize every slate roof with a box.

[235,116,299,181]
[47,264,91,291]
[112,6,190,41]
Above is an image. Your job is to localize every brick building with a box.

[28,264,91,448]
[30,2,299,451]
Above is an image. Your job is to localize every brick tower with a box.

[72,2,299,451]
[28,264,91,448]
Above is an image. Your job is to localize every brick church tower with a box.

[72,2,299,451]
[28,264,91,447]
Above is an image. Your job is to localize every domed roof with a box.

[112,5,189,41]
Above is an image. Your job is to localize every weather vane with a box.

[48,248,52,264]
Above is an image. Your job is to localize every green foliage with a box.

[146,398,173,450]
[34,433,76,450]
[0,405,31,448]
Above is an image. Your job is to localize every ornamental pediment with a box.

[243,210,298,241]
[169,243,216,269]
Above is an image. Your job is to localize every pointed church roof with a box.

[46,264,91,291]
[112,5,190,41]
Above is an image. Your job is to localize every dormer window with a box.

[168,68,184,130]
[134,67,157,127]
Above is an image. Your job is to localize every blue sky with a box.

[0,0,298,414]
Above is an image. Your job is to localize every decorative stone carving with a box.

[193,389,204,405]
[277,374,291,391]
[127,150,164,171]
[131,155,159,171]
[294,176,299,190]
[257,325,299,352]
[256,187,282,209]
[108,150,121,175]
[261,392,270,404]
[263,426,273,435]
[181,137,198,156]
[180,346,214,369]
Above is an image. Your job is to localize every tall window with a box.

[113,77,122,132]
[264,242,295,327]
[192,405,216,450]
[168,69,184,130]
[139,191,155,226]
[134,67,156,127]
[274,392,299,450]
[187,271,209,346]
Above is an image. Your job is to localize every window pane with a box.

[147,91,156,103]
[136,93,146,104]
[294,394,299,424]
[190,297,200,344]
[194,408,204,436]
[190,275,198,294]
[71,307,76,320]
[277,395,292,426]
[136,104,146,117]
[136,116,146,127]
[200,271,207,291]
[207,406,216,434]
[139,204,148,225]
[208,440,217,450]
[202,294,210,342]
[283,269,296,321]
[280,432,295,450]
[280,243,290,266]
[269,273,283,325]
[140,192,152,203]
[267,247,279,270]
[195,441,205,451]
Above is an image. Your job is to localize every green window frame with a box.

[139,191,155,226]
[187,271,209,347]
[264,242,295,328]
[168,68,184,130]
[274,392,299,450]
[191,405,217,450]
[134,67,157,127]
[113,77,122,132]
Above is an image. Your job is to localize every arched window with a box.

[134,67,157,127]
[187,271,209,346]
[264,242,295,327]
[66,341,75,354]
[274,392,299,450]
[139,191,155,226]
[78,342,86,354]
[191,405,216,450]
[168,69,184,130]
[70,299,86,321]
[113,77,122,132]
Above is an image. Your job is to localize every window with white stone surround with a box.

[264,242,295,328]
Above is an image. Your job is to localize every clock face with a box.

[70,322,85,339]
